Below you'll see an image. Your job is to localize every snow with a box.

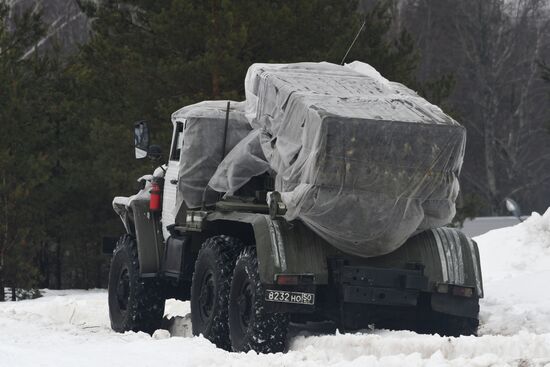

[344,61,390,85]
[1,209,550,366]
[476,208,550,336]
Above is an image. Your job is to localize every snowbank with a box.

[1,209,550,366]
[477,208,550,335]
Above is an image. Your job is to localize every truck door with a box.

[162,121,184,239]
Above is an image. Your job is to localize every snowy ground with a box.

[1,210,550,366]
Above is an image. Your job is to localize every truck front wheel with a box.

[108,235,165,334]
[228,247,289,353]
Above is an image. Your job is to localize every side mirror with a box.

[134,121,150,159]
[504,197,523,222]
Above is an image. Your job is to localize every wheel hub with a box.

[237,281,253,330]
[198,271,215,321]
[116,267,130,311]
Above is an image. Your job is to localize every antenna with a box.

[221,101,230,160]
[340,18,366,65]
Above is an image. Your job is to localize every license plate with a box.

[265,290,315,305]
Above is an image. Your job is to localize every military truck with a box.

[106,63,483,354]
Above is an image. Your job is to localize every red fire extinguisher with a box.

[149,180,162,212]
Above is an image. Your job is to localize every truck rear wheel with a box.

[228,247,289,353]
[428,313,479,337]
[191,236,243,350]
[108,235,165,334]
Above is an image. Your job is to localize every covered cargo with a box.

[173,100,251,213]
[209,62,466,258]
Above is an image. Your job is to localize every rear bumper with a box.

[336,263,429,307]
[263,263,429,312]
[263,262,479,323]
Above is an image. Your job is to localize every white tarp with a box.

[172,100,251,213]
[208,62,465,257]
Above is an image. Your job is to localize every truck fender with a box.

[405,227,484,318]
[112,196,164,275]
[414,228,483,297]
[207,212,338,284]
[128,197,165,276]
[113,196,134,235]
[369,227,484,298]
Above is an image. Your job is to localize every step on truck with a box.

[106,62,483,354]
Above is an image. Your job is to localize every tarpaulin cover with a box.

[208,62,466,258]
[172,100,251,212]
[208,129,272,194]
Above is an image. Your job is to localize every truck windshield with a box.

[170,122,184,161]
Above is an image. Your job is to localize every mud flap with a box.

[431,293,480,318]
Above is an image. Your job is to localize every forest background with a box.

[1,0,549,296]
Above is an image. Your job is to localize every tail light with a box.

[149,181,162,212]
[275,273,315,285]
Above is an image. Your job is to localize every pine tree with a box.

[0,0,430,291]
[0,4,57,298]
[54,0,429,288]
[71,0,423,161]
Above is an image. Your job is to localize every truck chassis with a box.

[107,174,483,353]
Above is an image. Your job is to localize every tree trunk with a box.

[212,67,220,98]
[0,255,4,302]
[1,172,6,301]
[484,116,499,214]
[11,286,15,301]
[39,241,50,288]
[56,244,62,289]
[210,0,221,98]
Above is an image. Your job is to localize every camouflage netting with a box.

[172,100,251,213]
[207,62,466,258]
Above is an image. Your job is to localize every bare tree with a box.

[405,0,550,214]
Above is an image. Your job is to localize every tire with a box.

[190,236,243,350]
[438,314,479,337]
[228,247,289,353]
[419,311,479,337]
[108,234,165,334]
